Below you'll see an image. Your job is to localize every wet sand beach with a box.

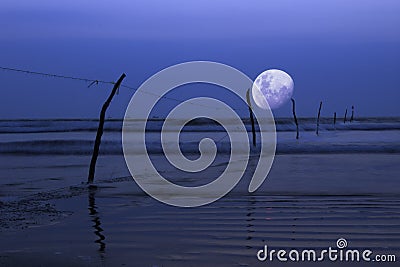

[0,120,399,266]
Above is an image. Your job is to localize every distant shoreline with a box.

[0,116,399,121]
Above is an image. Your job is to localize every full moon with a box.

[252,69,294,110]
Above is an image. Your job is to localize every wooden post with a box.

[333,112,337,128]
[88,73,126,183]
[246,89,256,147]
[316,101,322,136]
[344,108,348,124]
[350,105,354,122]
[291,98,299,139]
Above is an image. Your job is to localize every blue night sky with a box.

[0,0,399,118]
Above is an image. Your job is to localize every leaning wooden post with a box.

[350,105,354,122]
[344,108,348,124]
[316,101,322,136]
[88,73,126,183]
[246,88,256,147]
[333,112,337,129]
[291,98,299,139]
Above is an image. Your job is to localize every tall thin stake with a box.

[333,112,337,129]
[316,101,322,136]
[291,98,299,139]
[350,105,354,122]
[344,108,348,124]
[88,73,126,183]
[246,89,256,147]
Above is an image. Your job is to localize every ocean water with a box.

[0,118,399,266]
[1,117,400,155]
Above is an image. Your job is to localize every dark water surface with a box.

[0,119,399,266]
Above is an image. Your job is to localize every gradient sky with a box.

[1,0,399,118]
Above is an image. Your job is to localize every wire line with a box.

[0,65,249,112]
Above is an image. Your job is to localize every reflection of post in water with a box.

[245,196,256,249]
[88,186,106,254]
